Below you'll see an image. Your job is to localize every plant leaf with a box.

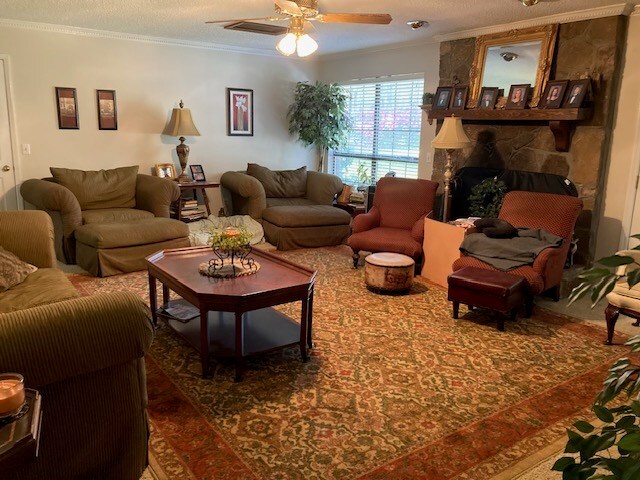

[574,420,595,434]
[597,255,635,267]
[617,431,640,452]
[552,456,575,471]
[568,282,593,306]
[594,405,614,423]
[626,268,640,288]
[591,274,618,308]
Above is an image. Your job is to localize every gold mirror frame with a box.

[468,24,558,108]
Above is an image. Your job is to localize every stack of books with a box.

[172,198,207,221]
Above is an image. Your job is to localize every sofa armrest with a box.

[20,178,81,239]
[352,206,381,233]
[533,245,568,289]
[0,292,153,389]
[411,212,433,243]
[220,171,267,220]
[135,174,180,217]
[306,171,344,205]
[0,211,57,268]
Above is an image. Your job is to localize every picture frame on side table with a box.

[450,86,468,110]
[96,89,118,130]
[155,163,176,179]
[562,79,590,108]
[505,84,530,110]
[55,87,79,129]
[539,80,568,109]
[189,164,206,182]
[433,87,453,110]
[477,87,499,109]
[227,88,253,136]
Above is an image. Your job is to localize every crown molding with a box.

[318,38,439,61]
[632,4,640,15]
[434,3,637,42]
[0,17,298,59]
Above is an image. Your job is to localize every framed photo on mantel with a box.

[55,87,79,129]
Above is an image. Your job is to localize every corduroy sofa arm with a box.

[306,171,343,205]
[0,292,153,389]
[0,211,57,268]
[135,174,181,217]
[20,178,82,238]
[220,171,267,219]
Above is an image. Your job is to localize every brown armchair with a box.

[452,191,583,299]
[348,177,439,268]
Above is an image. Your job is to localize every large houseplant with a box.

[553,246,640,479]
[287,81,350,171]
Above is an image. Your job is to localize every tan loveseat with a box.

[221,163,351,250]
[21,166,190,276]
[0,210,153,480]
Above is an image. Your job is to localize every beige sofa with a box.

[221,163,351,250]
[21,166,190,276]
[0,210,153,480]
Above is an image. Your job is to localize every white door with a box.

[0,57,18,211]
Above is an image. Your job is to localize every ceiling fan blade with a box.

[206,16,286,24]
[304,20,315,32]
[274,0,303,16]
[316,13,392,25]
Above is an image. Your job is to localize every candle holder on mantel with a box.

[199,227,260,278]
[0,373,27,425]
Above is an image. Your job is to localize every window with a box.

[332,78,424,185]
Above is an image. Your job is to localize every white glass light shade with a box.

[276,33,297,56]
[296,34,318,57]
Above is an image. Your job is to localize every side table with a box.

[334,202,366,218]
[0,389,42,475]
[174,181,220,222]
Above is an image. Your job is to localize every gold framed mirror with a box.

[468,24,558,108]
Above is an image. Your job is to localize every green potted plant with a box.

[287,81,350,172]
[468,178,507,218]
[423,92,435,111]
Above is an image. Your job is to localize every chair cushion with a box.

[262,205,351,228]
[448,266,525,297]
[606,281,640,310]
[0,246,37,293]
[82,208,155,225]
[348,227,423,259]
[75,218,188,249]
[266,198,316,208]
[247,163,307,198]
[50,166,139,210]
[452,255,545,295]
[0,268,80,313]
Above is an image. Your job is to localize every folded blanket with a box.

[460,228,563,271]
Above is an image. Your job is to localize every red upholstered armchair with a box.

[348,177,439,268]
[452,191,583,302]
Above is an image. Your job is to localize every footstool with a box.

[74,218,190,277]
[365,253,414,293]
[447,266,526,331]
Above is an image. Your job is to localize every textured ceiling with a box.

[0,0,632,55]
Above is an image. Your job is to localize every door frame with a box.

[619,104,640,249]
[0,54,22,209]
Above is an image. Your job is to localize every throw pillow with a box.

[50,166,139,210]
[0,246,37,293]
[246,163,307,198]
[474,218,518,238]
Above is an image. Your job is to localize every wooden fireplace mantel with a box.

[423,106,593,152]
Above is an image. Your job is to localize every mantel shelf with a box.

[423,106,593,152]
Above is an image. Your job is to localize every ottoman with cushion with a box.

[365,252,414,293]
[447,266,527,331]
[75,218,189,276]
[262,205,351,251]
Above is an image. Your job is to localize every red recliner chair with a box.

[348,177,439,268]
[452,191,583,301]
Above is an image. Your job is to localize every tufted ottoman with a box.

[365,252,415,293]
[74,218,189,276]
[261,205,351,251]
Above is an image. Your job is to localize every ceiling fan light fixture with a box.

[276,33,297,56]
[520,0,539,6]
[296,34,318,57]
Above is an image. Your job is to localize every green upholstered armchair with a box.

[0,210,153,480]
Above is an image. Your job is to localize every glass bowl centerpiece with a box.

[199,226,259,278]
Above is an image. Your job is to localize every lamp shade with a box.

[431,116,471,150]
[163,102,201,137]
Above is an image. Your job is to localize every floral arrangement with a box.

[207,227,252,252]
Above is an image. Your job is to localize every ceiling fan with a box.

[206,0,392,57]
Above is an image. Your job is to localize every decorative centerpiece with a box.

[199,227,260,278]
[0,373,27,425]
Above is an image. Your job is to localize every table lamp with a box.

[163,100,201,182]
[431,115,472,222]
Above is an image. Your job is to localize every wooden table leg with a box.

[234,311,245,382]
[162,285,170,308]
[201,188,211,216]
[200,309,210,378]
[148,274,158,327]
[307,287,314,350]
[300,294,309,363]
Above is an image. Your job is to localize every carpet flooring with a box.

[69,245,632,480]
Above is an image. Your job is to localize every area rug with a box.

[69,245,630,480]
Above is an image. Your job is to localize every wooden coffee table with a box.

[146,246,316,381]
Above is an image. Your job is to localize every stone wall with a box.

[433,16,627,264]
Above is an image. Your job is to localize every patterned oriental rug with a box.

[69,246,629,480]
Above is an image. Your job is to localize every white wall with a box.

[0,24,317,214]
[318,41,441,180]
[596,12,640,258]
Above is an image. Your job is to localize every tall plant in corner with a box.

[287,81,350,172]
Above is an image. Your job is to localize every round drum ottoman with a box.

[364,253,415,293]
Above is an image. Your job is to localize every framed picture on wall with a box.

[477,87,499,109]
[96,89,118,130]
[450,86,468,110]
[55,87,79,129]
[226,88,253,136]
[562,79,590,108]
[155,163,176,179]
[539,80,568,109]
[189,164,206,182]
[433,87,453,110]
[505,84,530,110]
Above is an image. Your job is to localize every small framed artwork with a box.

[189,164,206,182]
[433,87,453,110]
[450,86,468,110]
[227,88,253,136]
[477,87,499,109]
[55,87,79,129]
[563,79,590,108]
[539,80,569,109]
[96,89,118,130]
[505,84,530,110]
[155,163,176,179]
